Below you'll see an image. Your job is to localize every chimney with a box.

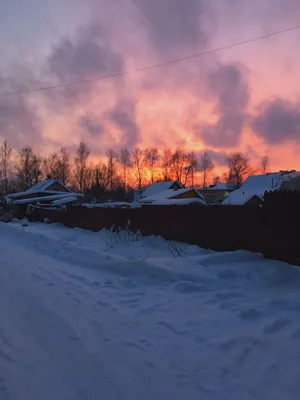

[134,189,141,202]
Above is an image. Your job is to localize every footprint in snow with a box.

[121,297,140,305]
[100,337,111,343]
[138,338,152,348]
[142,360,156,369]
[238,307,263,320]
[0,376,8,398]
[44,281,55,287]
[158,321,186,336]
[264,318,290,334]
[291,328,300,339]
[173,281,208,294]
[214,290,243,300]
[69,334,80,342]
[219,338,237,351]
[123,341,143,350]
[0,349,14,363]
[217,268,239,280]
[0,330,14,349]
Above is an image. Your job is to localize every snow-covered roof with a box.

[7,179,72,199]
[280,170,300,183]
[204,183,235,191]
[13,193,83,205]
[141,181,182,198]
[222,173,282,205]
[141,188,206,204]
[25,178,71,194]
[7,191,32,199]
[7,178,75,203]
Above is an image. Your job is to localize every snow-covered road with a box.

[1,222,300,399]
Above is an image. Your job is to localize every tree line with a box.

[0,139,270,196]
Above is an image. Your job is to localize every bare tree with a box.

[131,147,145,191]
[259,155,269,175]
[0,140,12,193]
[43,152,59,178]
[43,148,70,185]
[183,152,198,187]
[171,149,187,184]
[57,148,71,185]
[32,155,43,184]
[85,163,95,191]
[16,147,41,189]
[213,176,221,185]
[213,173,230,185]
[161,148,173,181]
[199,151,214,188]
[106,149,119,191]
[94,163,109,189]
[120,148,131,194]
[74,141,90,192]
[226,152,250,188]
[145,148,160,184]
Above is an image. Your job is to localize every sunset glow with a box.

[1,0,300,174]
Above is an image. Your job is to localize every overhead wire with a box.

[0,23,300,96]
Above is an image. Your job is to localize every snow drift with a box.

[0,222,300,400]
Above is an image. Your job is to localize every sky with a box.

[0,0,300,174]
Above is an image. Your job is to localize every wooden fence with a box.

[29,190,300,266]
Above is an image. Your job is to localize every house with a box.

[199,183,235,204]
[222,170,300,206]
[140,187,206,206]
[140,181,183,199]
[5,178,84,207]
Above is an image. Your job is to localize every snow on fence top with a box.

[83,202,142,209]
[151,198,206,206]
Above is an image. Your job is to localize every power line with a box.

[1,23,300,97]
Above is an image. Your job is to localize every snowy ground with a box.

[1,222,300,400]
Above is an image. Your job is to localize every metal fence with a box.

[30,190,300,266]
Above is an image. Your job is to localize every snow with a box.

[13,193,82,205]
[1,222,300,399]
[83,202,141,209]
[222,173,282,205]
[6,190,33,200]
[281,171,300,181]
[141,188,206,204]
[205,183,235,191]
[51,196,78,206]
[141,181,182,198]
[7,180,71,200]
[6,179,82,207]
[25,178,72,195]
[151,198,206,206]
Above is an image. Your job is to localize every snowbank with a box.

[1,222,300,400]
